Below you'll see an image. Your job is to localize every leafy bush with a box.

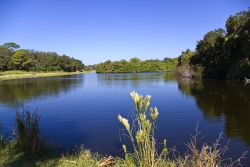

[96,58,178,73]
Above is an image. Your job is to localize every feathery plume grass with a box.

[118,91,167,167]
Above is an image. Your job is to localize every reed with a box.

[0,122,6,149]
[15,109,45,155]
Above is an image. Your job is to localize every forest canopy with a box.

[95,57,178,73]
[96,8,250,79]
[177,9,250,79]
[0,42,85,72]
[1,9,249,78]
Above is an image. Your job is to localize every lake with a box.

[0,73,250,165]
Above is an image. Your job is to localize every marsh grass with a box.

[0,122,7,149]
[15,109,47,155]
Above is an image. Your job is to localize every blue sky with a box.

[0,0,249,65]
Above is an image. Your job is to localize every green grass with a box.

[0,142,133,167]
[0,70,95,81]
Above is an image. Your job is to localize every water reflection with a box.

[0,75,83,108]
[96,72,172,87]
[175,78,250,145]
[0,73,249,165]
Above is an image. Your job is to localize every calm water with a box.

[0,73,250,165]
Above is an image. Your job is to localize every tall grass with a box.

[118,91,247,167]
[0,122,6,149]
[117,91,168,167]
[173,129,247,167]
[15,109,45,155]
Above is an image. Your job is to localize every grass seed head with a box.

[117,115,130,132]
[150,107,159,121]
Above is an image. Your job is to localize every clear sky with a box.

[0,0,249,65]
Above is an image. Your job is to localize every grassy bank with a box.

[0,142,127,167]
[0,70,95,81]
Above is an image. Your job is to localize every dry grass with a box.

[0,70,94,81]
[118,91,168,167]
[172,127,247,167]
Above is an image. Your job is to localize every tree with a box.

[226,10,249,35]
[0,46,13,71]
[178,49,194,66]
[3,42,20,51]
[190,29,226,78]
[12,50,32,70]
[0,42,85,72]
[95,57,178,73]
[185,9,250,79]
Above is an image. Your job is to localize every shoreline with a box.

[0,71,95,81]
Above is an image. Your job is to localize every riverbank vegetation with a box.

[0,92,246,166]
[96,58,178,73]
[0,42,85,72]
[176,9,250,79]
[95,8,250,80]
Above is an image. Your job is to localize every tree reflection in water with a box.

[0,75,83,108]
[176,77,250,145]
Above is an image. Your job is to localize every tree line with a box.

[95,57,178,73]
[96,8,250,79]
[0,42,85,72]
[177,8,250,79]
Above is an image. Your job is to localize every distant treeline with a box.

[95,57,178,73]
[0,42,85,72]
[96,9,250,79]
[177,9,250,79]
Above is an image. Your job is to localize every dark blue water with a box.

[0,73,250,165]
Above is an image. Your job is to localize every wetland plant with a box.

[15,109,45,154]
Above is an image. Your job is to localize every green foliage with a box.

[191,29,226,78]
[226,10,249,35]
[12,50,33,70]
[177,49,195,66]
[188,9,250,79]
[163,57,178,71]
[0,42,85,72]
[96,58,178,73]
[3,42,20,50]
[0,46,13,71]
